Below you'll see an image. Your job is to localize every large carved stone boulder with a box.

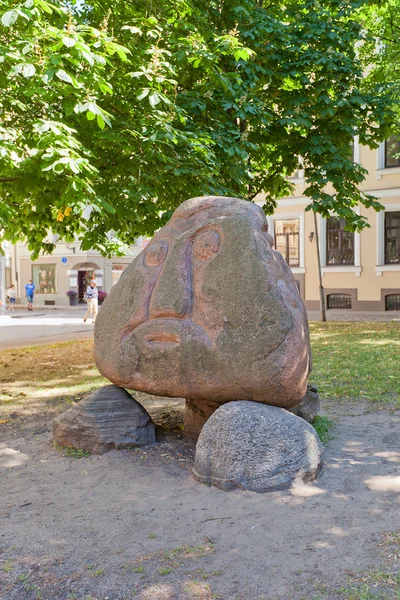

[193,401,323,493]
[94,196,311,410]
[53,385,156,454]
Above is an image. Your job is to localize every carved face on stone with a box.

[94,196,310,408]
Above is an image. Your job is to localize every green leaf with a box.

[53,162,65,173]
[55,69,73,84]
[98,81,113,94]
[97,114,105,129]
[99,198,116,214]
[137,88,150,100]
[36,0,53,14]
[38,122,51,133]
[69,160,80,174]
[1,10,18,27]
[121,25,142,34]
[62,37,76,48]
[22,63,35,77]
[87,111,96,121]
[42,68,55,84]
[81,51,94,66]
[148,91,160,107]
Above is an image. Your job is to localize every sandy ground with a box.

[0,399,399,600]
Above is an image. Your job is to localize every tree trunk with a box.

[0,251,6,314]
[313,211,326,322]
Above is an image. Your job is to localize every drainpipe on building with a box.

[313,211,326,322]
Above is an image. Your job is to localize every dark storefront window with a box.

[274,219,300,267]
[384,211,400,264]
[326,217,354,266]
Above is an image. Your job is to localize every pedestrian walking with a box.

[84,279,98,324]
[7,284,16,311]
[25,279,35,311]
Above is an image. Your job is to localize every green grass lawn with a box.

[309,321,400,406]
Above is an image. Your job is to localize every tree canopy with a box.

[0,0,395,257]
[358,0,400,129]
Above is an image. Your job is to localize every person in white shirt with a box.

[7,284,16,312]
[84,280,99,324]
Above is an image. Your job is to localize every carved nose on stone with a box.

[149,242,192,320]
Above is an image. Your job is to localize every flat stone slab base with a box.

[193,401,323,493]
[53,385,156,454]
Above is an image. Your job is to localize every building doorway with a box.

[78,269,95,303]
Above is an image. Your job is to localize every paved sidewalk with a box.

[307,310,400,322]
[0,308,94,350]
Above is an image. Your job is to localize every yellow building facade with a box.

[255,139,400,311]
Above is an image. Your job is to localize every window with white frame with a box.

[376,204,400,270]
[268,211,305,270]
[326,217,355,266]
[385,137,400,169]
[274,219,300,266]
[377,137,400,170]
[384,211,400,264]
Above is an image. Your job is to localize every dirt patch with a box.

[1,335,399,599]
[1,401,399,600]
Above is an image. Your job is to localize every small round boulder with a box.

[193,401,323,493]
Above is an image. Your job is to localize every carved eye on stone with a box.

[144,240,168,267]
[193,229,220,260]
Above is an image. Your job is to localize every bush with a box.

[66,290,78,298]
[98,290,108,305]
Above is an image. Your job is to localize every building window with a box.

[384,211,400,264]
[386,294,400,311]
[385,137,400,168]
[326,217,354,265]
[327,293,352,310]
[32,264,57,294]
[274,219,300,267]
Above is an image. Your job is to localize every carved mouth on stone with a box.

[143,332,180,347]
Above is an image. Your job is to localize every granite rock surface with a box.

[298,384,320,423]
[193,401,323,493]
